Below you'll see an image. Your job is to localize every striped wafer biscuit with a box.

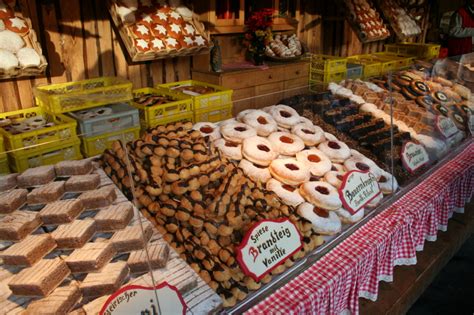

[65,174,100,192]
[0,234,56,266]
[127,241,170,273]
[51,218,96,249]
[78,185,117,209]
[55,160,93,176]
[26,281,82,314]
[0,188,27,213]
[27,181,65,204]
[0,210,42,241]
[80,261,129,297]
[17,165,55,187]
[110,222,153,253]
[65,242,116,273]
[40,199,84,225]
[94,202,134,232]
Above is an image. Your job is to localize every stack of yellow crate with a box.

[0,107,80,173]
[132,87,193,130]
[385,43,441,60]
[158,80,233,123]
[0,136,8,174]
[34,77,138,158]
[309,54,347,92]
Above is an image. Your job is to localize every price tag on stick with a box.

[236,218,302,282]
[338,170,381,215]
[401,141,429,173]
[100,282,187,315]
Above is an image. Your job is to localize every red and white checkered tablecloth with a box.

[247,141,474,315]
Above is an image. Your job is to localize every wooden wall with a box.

[0,0,192,113]
[0,0,428,113]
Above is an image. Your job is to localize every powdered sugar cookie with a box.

[266,178,305,207]
[239,159,272,184]
[291,123,326,146]
[296,149,332,177]
[0,48,18,70]
[213,138,242,160]
[242,110,278,137]
[268,132,305,156]
[297,202,341,235]
[0,30,25,53]
[269,158,310,186]
[193,122,221,141]
[16,47,41,67]
[220,122,256,143]
[242,136,278,166]
[299,181,342,210]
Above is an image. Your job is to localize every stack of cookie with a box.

[101,121,326,307]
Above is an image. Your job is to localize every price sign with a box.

[401,141,430,173]
[435,115,459,139]
[338,170,381,215]
[236,218,302,282]
[100,282,186,315]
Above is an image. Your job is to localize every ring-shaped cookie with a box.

[269,105,301,129]
[291,123,326,146]
[269,158,310,186]
[318,140,351,163]
[242,136,278,166]
[299,181,342,210]
[193,122,221,141]
[378,171,399,195]
[239,159,272,184]
[297,202,341,235]
[268,131,305,156]
[295,149,332,176]
[324,170,345,189]
[242,110,278,137]
[220,122,256,143]
[334,207,364,224]
[266,178,305,207]
[213,138,242,160]
[343,156,382,179]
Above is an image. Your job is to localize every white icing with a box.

[297,202,341,235]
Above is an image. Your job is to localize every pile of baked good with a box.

[102,121,330,306]
[265,34,303,58]
[0,0,46,76]
[345,0,390,42]
[110,0,209,59]
[0,114,55,135]
[134,91,177,107]
[378,0,421,38]
[0,160,212,313]
[171,83,216,95]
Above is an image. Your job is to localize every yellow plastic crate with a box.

[158,80,233,110]
[194,103,233,123]
[81,126,140,157]
[385,43,441,60]
[144,112,194,131]
[309,80,328,93]
[310,70,346,83]
[370,53,415,73]
[132,87,193,129]
[347,56,382,78]
[35,77,133,114]
[8,138,82,173]
[0,158,9,174]
[310,54,347,73]
[0,107,78,155]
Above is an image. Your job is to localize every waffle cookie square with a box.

[0,234,56,266]
[17,165,55,187]
[80,261,129,297]
[127,242,169,273]
[94,202,134,232]
[65,242,116,273]
[110,222,153,253]
[0,173,18,192]
[0,210,42,241]
[8,257,71,297]
[0,188,27,213]
[25,281,81,314]
[78,185,117,209]
[51,218,96,249]
[65,174,100,192]
[40,199,85,225]
[55,160,93,176]
[27,181,65,205]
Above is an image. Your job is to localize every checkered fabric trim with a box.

[247,141,474,315]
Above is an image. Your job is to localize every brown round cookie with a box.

[433,103,449,117]
[416,95,434,110]
[449,111,466,131]
[131,23,152,40]
[4,16,29,35]
[394,74,412,87]
[432,91,449,104]
[401,86,418,100]
[411,80,430,96]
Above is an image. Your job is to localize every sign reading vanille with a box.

[236,218,302,281]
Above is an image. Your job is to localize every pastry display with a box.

[110,0,210,61]
[378,0,421,38]
[0,161,217,314]
[345,0,390,42]
[0,1,46,78]
[265,34,303,58]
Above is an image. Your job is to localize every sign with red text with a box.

[99,282,186,315]
[236,218,302,281]
[435,115,459,139]
[401,141,429,173]
[338,170,381,215]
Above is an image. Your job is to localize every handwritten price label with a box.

[338,170,381,215]
[436,115,459,139]
[401,141,429,173]
[100,282,186,315]
[236,218,302,281]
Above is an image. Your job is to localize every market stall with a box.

[0,0,473,314]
